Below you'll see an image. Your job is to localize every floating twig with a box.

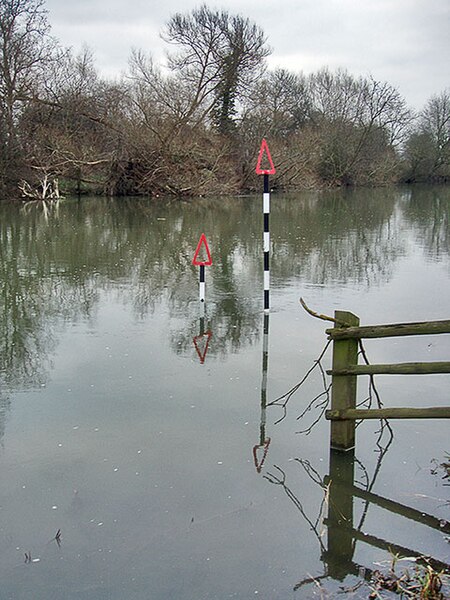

[55,528,62,547]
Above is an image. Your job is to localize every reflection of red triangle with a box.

[252,438,271,473]
[192,233,212,266]
[255,139,276,175]
[193,331,212,364]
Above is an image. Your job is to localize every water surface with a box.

[0,186,449,599]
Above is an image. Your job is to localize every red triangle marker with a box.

[255,139,276,175]
[192,233,212,266]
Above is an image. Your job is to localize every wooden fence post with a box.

[330,311,360,450]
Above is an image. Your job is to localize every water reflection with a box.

[1,186,449,418]
[258,288,450,595]
[0,187,449,598]
[403,185,450,260]
[262,446,450,596]
[192,317,212,364]
[253,313,271,473]
[0,188,450,428]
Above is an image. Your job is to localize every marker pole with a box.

[263,174,270,312]
[199,264,206,318]
[199,265,205,303]
[256,139,275,313]
[253,139,275,472]
[192,233,211,314]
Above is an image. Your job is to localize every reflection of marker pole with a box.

[193,317,212,364]
[260,312,270,444]
[255,139,276,313]
[253,312,271,473]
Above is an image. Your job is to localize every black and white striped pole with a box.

[263,174,270,312]
[255,139,276,313]
[252,140,275,472]
[199,265,206,304]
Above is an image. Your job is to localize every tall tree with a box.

[0,0,58,189]
[418,90,450,179]
[241,68,311,139]
[403,90,450,182]
[163,4,270,134]
[19,47,122,197]
[308,69,411,185]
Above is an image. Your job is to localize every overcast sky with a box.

[45,0,449,111]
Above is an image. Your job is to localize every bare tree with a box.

[0,0,62,189]
[19,46,128,197]
[308,69,411,185]
[127,48,197,144]
[163,4,270,134]
[241,68,311,139]
[0,0,59,189]
[403,90,450,182]
[420,90,450,178]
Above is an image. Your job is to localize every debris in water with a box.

[55,529,62,547]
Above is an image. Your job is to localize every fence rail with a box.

[328,361,450,375]
[326,319,450,340]
[327,407,450,420]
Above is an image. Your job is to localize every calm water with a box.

[0,186,449,599]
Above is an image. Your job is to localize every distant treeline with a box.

[1,0,449,199]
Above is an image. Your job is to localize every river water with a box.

[0,186,449,599]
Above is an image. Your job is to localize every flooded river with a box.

[0,185,449,598]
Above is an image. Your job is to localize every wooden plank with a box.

[327,361,450,375]
[326,319,450,340]
[326,406,450,420]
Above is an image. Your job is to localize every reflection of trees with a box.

[0,389,11,446]
[1,186,449,400]
[402,185,450,261]
[169,301,261,361]
[271,187,404,287]
[1,208,59,390]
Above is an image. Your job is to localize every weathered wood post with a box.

[330,311,360,450]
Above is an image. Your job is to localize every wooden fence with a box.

[324,311,450,450]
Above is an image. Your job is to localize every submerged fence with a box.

[324,311,450,450]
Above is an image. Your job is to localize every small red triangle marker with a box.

[255,139,276,175]
[192,233,212,266]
